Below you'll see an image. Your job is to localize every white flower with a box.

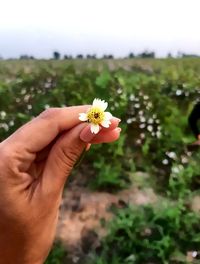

[79,98,112,134]
[147,125,153,132]
[176,89,182,96]
[166,151,177,160]
[192,251,198,258]
[162,159,169,165]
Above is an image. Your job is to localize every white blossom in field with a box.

[140,116,146,122]
[139,123,146,129]
[134,103,140,108]
[192,251,198,258]
[129,94,135,101]
[156,131,162,138]
[148,118,154,124]
[27,105,32,110]
[117,88,122,94]
[0,123,9,131]
[127,118,132,124]
[166,151,177,160]
[0,111,6,119]
[9,120,14,127]
[147,125,153,132]
[140,133,145,139]
[44,104,50,109]
[176,89,182,96]
[162,159,169,165]
[147,102,152,108]
[156,119,160,124]
[181,156,188,164]
[136,139,142,145]
[172,166,180,174]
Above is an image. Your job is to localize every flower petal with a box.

[92,98,108,111]
[79,113,88,121]
[92,98,100,107]
[90,124,100,134]
[104,111,112,120]
[101,120,111,128]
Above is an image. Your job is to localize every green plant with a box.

[45,242,66,264]
[93,203,200,263]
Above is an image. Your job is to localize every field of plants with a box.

[1,58,200,263]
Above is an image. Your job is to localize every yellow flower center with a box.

[87,107,105,124]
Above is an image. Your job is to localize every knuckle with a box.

[0,144,14,171]
[57,144,83,172]
[39,108,59,120]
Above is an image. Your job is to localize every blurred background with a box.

[1,0,200,263]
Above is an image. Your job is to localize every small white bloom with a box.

[140,116,146,122]
[117,88,122,94]
[156,131,162,138]
[172,166,179,174]
[44,104,50,109]
[162,159,169,165]
[79,98,112,134]
[192,251,198,258]
[27,104,32,110]
[147,125,153,132]
[147,102,152,108]
[181,156,188,164]
[129,94,135,101]
[136,139,142,145]
[0,111,6,119]
[9,120,14,127]
[148,118,154,124]
[139,123,146,129]
[127,118,132,124]
[166,151,177,160]
[176,89,182,96]
[140,133,145,139]
[135,103,140,108]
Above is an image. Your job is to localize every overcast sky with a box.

[0,0,200,58]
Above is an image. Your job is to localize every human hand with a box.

[0,106,121,264]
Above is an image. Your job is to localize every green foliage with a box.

[93,203,200,263]
[168,152,200,199]
[45,242,66,264]
[0,59,199,191]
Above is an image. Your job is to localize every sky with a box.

[0,0,200,58]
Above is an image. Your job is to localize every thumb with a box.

[42,123,90,195]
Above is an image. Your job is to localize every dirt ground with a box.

[56,172,157,263]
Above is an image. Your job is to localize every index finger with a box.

[6,106,90,153]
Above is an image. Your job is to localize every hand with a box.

[0,106,121,264]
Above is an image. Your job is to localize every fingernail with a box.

[117,127,122,133]
[80,126,96,142]
[116,118,121,123]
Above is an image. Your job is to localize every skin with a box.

[0,106,121,264]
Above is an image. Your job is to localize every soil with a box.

[55,172,157,263]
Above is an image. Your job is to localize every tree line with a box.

[0,51,199,60]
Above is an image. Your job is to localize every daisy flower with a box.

[79,98,112,134]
